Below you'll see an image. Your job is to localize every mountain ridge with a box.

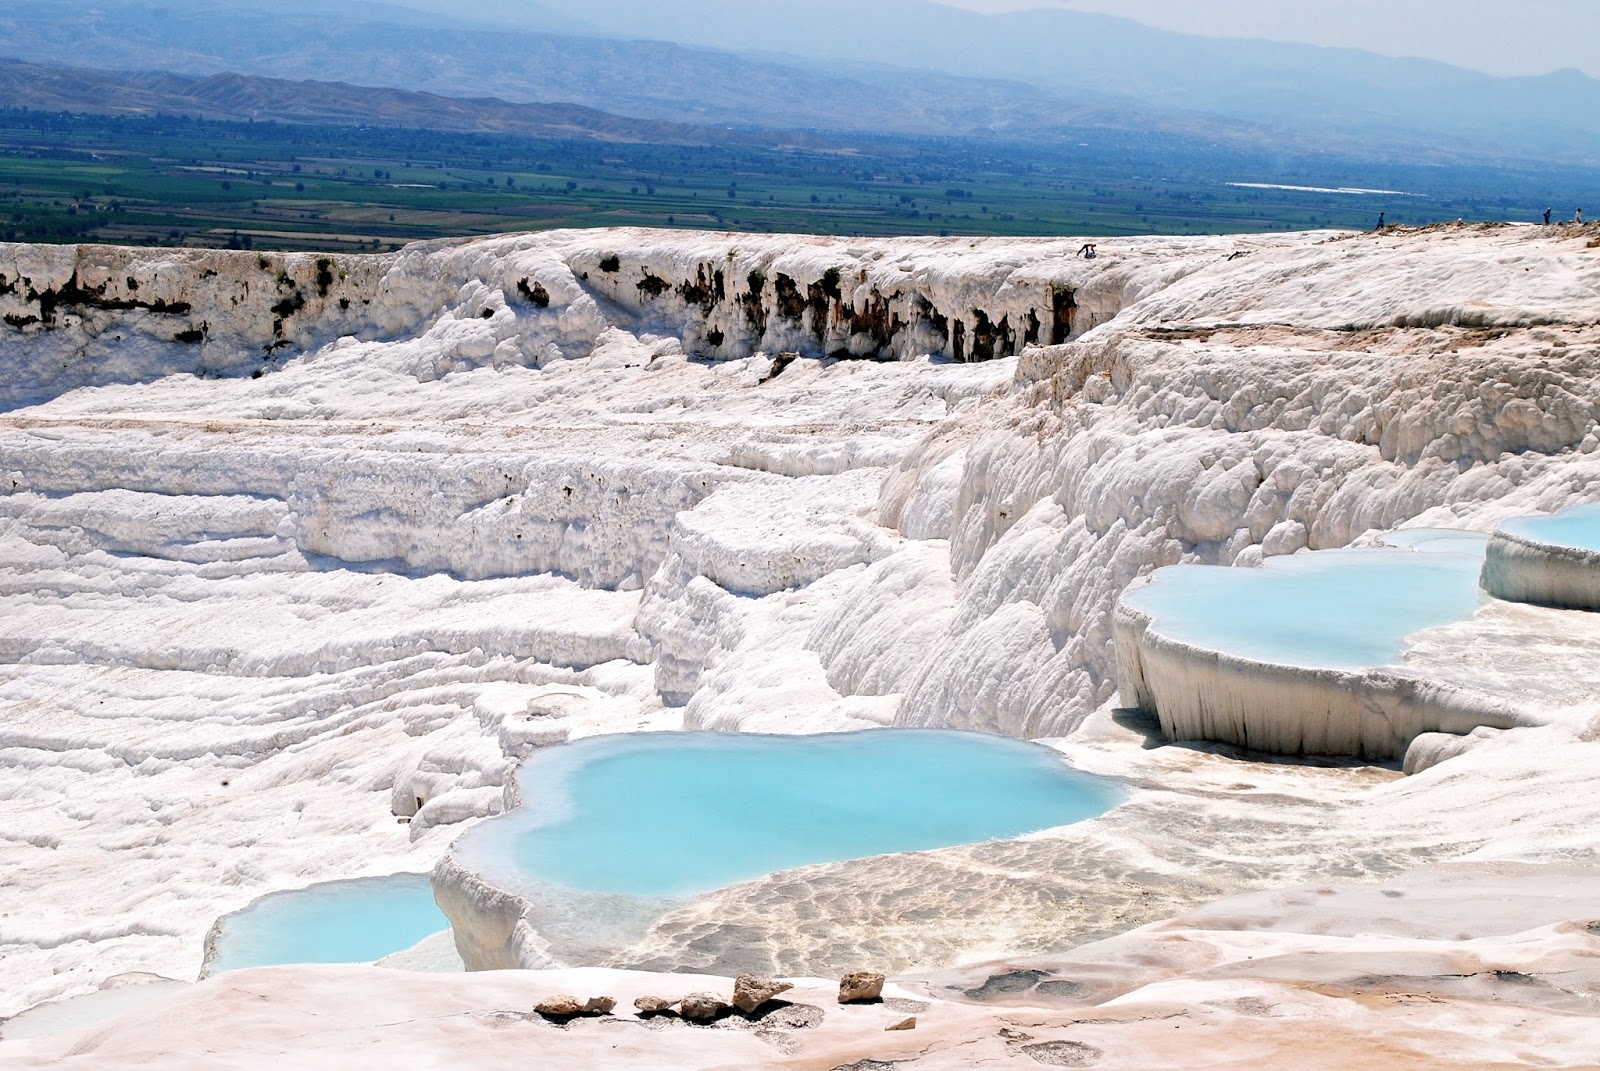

[0,0,1596,165]
[387,0,1600,164]
[0,58,841,148]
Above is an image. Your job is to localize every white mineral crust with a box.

[2,224,1600,1067]
[1481,522,1600,610]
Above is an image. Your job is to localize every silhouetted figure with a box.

[1077,243,1098,260]
[1375,212,1386,230]
[1579,209,1586,225]
[1544,208,1553,225]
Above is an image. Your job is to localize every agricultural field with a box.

[0,110,1588,251]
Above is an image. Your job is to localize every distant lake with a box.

[1228,183,1420,197]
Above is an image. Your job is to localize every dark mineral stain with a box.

[517,278,550,308]
[1020,1040,1102,1067]
[773,273,807,322]
[1051,284,1077,345]
[18,273,192,327]
[962,969,1053,1001]
[314,257,335,298]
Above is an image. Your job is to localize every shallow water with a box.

[455,730,1119,900]
[1377,528,1495,556]
[1,981,190,1041]
[206,873,447,974]
[1124,539,1489,670]
[1500,503,1600,552]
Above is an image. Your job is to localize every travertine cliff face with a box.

[0,229,1177,411]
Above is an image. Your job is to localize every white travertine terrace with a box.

[1482,520,1600,610]
[1112,588,1535,762]
[4,223,1600,1067]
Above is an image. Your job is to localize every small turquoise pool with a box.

[206,873,448,975]
[454,730,1119,900]
[1500,503,1600,553]
[1123,537,1489,670]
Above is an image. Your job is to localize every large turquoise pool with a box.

[454,730,1120,900]
[206,873,447,975]
[1122,535,1489,670]
[1499,503,1600,553]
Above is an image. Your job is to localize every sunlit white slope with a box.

[1,223,1599,1026]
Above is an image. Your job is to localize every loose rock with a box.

[886,1016,917,1031]
[839,971,886,1004]
[534,995,585,1017]
[732,973,794,1014]
[634,995,677,1015]
[583,996,617,1016]
[678,992,729,1022]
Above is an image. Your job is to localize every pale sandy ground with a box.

[6,860,1599,1070]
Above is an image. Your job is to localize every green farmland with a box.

[0,110,1587,251]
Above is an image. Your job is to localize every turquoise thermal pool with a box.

[1498,503,1600,553]
[1122,536,1489,670]
[206,874,448,974]
[453,730,1120,900]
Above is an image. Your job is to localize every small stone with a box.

[678,992,729,1022]
[584,996,617,1016]
[731,973,794,1014]
[839,971,886,1004]
[634,995,677,1015]
[534,994,585,1017]
[886,1016,917,1031]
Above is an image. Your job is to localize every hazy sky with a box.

[949,0,1599,77]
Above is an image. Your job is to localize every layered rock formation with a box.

[3,224,1600,1069]
[1482,505,1600,610]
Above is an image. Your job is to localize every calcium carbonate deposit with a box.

[3,223,1600,1069]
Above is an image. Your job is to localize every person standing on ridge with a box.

[1375,212,1386,230]
[1579,209,1586,225]
[1544,208,1553,225]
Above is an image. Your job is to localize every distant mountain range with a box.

[0,1,1148,143]
[0,59,836,148]
[0,0,1595,165]
[446,0,1600,163]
